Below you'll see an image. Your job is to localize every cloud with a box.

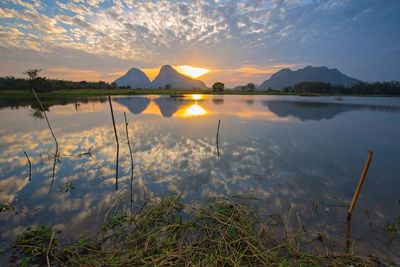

[0,0,399,83]
[43,67,123,81]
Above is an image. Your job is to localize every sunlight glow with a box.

[176,65,209,78]
[190,94,203,100]
[183,104,207,117]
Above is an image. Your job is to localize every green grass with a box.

[13,195,385,266]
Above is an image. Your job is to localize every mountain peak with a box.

[114,67,152,89]
[258,65,361,90]
[160,64,174,70]
[152,65,207,89]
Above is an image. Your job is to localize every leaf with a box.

[21,256,30,267]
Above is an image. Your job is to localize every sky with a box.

[0,0,399,87]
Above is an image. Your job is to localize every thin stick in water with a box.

[216,119,221,157]
[124,112,134,212]
[347,150,373,221]
[24,151,32,181]
[46,230,55,267]
[108,96,119,190]
[31,88,58,182]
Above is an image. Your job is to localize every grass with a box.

[12,195,386,266]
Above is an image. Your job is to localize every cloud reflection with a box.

[1,95,400,262]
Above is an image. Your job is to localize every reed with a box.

[31,88,58,182]
[216,119,221,157]
[108,96,119,190]
[124,112,134,212]
[24,151,32,181]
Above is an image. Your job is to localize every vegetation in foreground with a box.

[12,195,393,267]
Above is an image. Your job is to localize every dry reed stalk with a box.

[31,89,58,182]
[124,112,134,212]
[216,119,221,157]
[24,151,32,181]
[108,96,119,190]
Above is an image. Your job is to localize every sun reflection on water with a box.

[190,94,203,100]
[182,103,207,117]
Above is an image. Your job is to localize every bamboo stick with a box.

[108,96,119,190]
[347,150,373,221]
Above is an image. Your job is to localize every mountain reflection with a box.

[264,100,400,121]
[152,96,208,118]
[115,97,150,114]
[153,97,190,117]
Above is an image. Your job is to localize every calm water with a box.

[0,94,399,261]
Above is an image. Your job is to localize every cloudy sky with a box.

[0,0,399,87]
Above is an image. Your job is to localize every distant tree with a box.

[267,87,272,91]
[294,82,331,94]
[212,82,224,92]
[282,86,293,93]
[111,82,117,88]
[24,69,42,80]
[247,83,255,92]
[164,83,172,90]
[23,68,52,92]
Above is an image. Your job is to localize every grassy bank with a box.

[12,195,391,266]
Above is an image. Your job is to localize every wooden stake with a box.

[108,96,119,190]
[347,150,373,221]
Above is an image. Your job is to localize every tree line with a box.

[283,81,400,95]
[0,69,118,91]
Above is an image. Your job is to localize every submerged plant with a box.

[15,225,61,266]
[0,202,14,213]
[58,181,75,192]
[385,216,400,242]
[107,212,127,228]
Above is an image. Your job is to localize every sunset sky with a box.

[0,0,399,87]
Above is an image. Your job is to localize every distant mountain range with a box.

[115,65,361,90]
[114,65,207,90]
[258,66,361,90]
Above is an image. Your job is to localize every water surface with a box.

[0,94,399,262]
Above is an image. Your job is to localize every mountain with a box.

[258,66,361,90]
[114,68,152,89]
[152,65,207,90]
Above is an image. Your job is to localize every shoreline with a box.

[1,89,400,98]
[8,195,398,266]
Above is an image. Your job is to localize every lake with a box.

[0,94,399,262]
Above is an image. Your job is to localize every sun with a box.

[176,65,209,79]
